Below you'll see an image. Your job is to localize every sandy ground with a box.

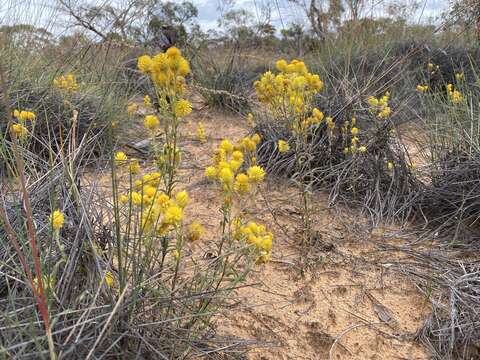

[119,98,431,359]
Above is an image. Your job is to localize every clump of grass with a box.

[409,62,480,243]
[252,59,420,228]
[191,47,266,114]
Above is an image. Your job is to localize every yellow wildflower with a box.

[175,190,189,208]
[219,167,234,186]
[49,210,65,230]
[205,166,218,179]
[10,123,28,138]
[278,140,290,153]
[247,166,265,183]
[416,84,428,92]
[174,99,192,117]
[138,55,154,74]
[131,192,143,206]
[234,173,250,194]
[144,115,160,131]
[251,134,261,145]
[247,113,255,127]
[144,95,152,107]
[114,151,128,164]
[129,159,141,174]
[164,205,183,225]
[220,139,234,154]
[104,271,114,288]
[187,222,204,241]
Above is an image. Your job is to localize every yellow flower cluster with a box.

[367,92,391,119]
[455,72,463,81]
[144,95,152,107]
[197,122,206,143]
[13,110,36,122]
[278,140,290,153]
[10,123,28,138]
[49,210,65,230]
[236,221,273,262]
[114,152,141,175]
[427,62,439,74]
[416,84,429,92]
[137,47,189,96]
[446,84,464,104]
[187,222,204,241]
[53,73,78,93]
[144,115,160,131]
[174,99,192,118]
[138,47,193,132]
[254,59,323,117]
[205,136,264,197]
[10,109,36,139]
[104,271,115,288]
[120,178,189,234]
[341,117,367,154]
[247,113,255,127]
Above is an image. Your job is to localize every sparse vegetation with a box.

[1,0,480,359]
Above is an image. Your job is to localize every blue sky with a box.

[193,0,450,30]
[0,0,450,33]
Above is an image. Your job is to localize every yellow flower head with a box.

[251,133,261,145]
[278,140,290,153]
[205,166,218,179]
[114,151,128,164]
[359,145,367,153]
[234,173,250,194]
[387,161,394,171]
[10,123,28,138]
[49,210,65,230]
[174,99,192,117]
[275,59,288,72]
[131,192,143,206]
[351,127,359,136]
[219,167,234,186]
[175,190,189,208]
[53,74,78,93]
[144,115,160,131]
[129,159,141,174]
[229,159,243,172]
[15,110,36,122]
[164,205,183,225]
[144,95,152,107]
[220,139,234,154]
[232,150,244,161]
[247,113,255,127]
[187,222,204,241]
[247,166,265,183]
[450,90,464,104]
[104,271,115,288]
[138,55,154,74]
[166,47,181,58]
[416,84,429,92]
